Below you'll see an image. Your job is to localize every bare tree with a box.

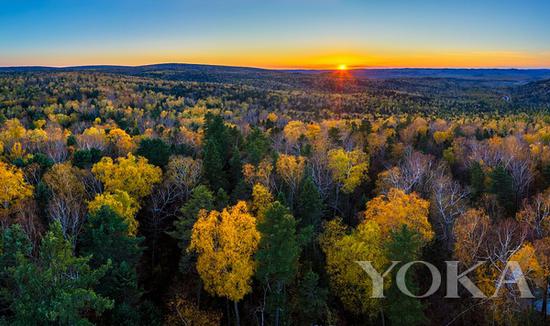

[430,171,469,248]
[43,163,87,243]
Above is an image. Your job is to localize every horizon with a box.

[2,62,550,71]
[2,1,550,69]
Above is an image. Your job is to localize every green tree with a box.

[72,148,102,169]
[169,185,215,273]
[136,138,171,167]
[203,113,230,191]
[256,202,301,326]
[296,177,323,234]
[385,225,427,326]
[0,224,32,310]
[7,221,112,325]
[245,127,271,165]
[470,161,485,199]
[79,206,144,325]
[293,269,328,325]
[488,164,516,215]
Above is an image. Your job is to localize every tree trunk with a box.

[234,300,241,326]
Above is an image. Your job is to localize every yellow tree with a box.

[327,148,369,194]
[276,154,305,198]
[251,183,273,220]
[320,218,388,315]
[0,161,34,218]
[92,153,162,200]
[88,190,140,236]
[107,128,135,156]
[243,159,273,188]
[188,201,260,326]
[283,121,306,146]
[364,188,433,244]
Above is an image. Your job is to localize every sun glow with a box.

[337,64,347,70]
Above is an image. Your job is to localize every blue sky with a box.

[1,0,549,68]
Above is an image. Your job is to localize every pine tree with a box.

[245,127,271,165]
[469,161,485,199]
[296,177,323,234]
[169,185,215,273]
[293,269,328,325]
[79,206,144,325]
[256,202,302,326]
[386,225,427,326]
[488,164,516,215]
[7,221,112,325]
[202,113,230,191]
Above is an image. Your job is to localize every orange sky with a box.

[4,50,550,69]
[2,1,550,69]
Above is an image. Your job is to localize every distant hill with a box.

[1,63,549,110]
[2,63,550,85]
[513,78,550,107]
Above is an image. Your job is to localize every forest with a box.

[0,67,550,325]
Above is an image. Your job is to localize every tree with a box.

[203,138,227,191]
[188,201,260,326]
[7,221,112,325]
[0,224,32,291]
[256,202,301,326]
[202,113,230,191]
[251,183,274,220]
[364,188,433,244]
[245,127,271,165]
[292,269,327,325]
[430,172,469,248]
[385,226,427,326]
[469,161,485,199]
[169,185,215,273]
[516,189,550,239]
[79,206,144,325]
[488,164,516,215]
[92,153,162,200]
[107,128,135,157]
[165,156,203,199]
[295,177,323,234]
[136,138,171,167]
[0,161,33,219]
[276,154,306,200]
[327,148,369,194]
[43,162,87,240]
[87,190,140,236]
[320,218,387,315]
[72,148,102,169]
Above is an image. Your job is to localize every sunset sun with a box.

[338,64,347,70]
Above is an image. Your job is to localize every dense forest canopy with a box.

[0,66,549,325]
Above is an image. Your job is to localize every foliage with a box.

[320,218,387,315]
[188,201,260,302]
[92,153,162,200]
[6,221,112,325]
[327,148,369,194]
[365,188,433,244]
[0,161,33,215]
[79,206,144,325]
[88,190,140,236]
[136,138,171,167]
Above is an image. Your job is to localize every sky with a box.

[1,0,550,69]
